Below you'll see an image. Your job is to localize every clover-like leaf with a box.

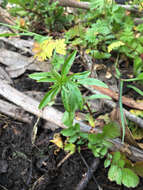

[122,168,139,188]
[108,165,122,185]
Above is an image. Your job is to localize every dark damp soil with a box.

[0,67,143,190]
[0,113,143,190]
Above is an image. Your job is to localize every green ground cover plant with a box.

[1,0,143,188]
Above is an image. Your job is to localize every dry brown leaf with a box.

[92,85,143,110]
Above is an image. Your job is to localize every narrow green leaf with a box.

[127,85,143,96]
[0,33,18,37]
[78,78,108,88]
[29,72,52,80]
[61,87,70,112]
[61,51,77,77]
[86,94,111,100]
[51,70,62,83]
[37,78,56,82]
[71,71,91,80]
[61,82,83,112]
[39,86,60,109]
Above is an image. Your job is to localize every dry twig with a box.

[0,79,143,161]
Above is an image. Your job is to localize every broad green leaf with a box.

[92,147,100,157]
[118,160,125,169]
[68,135,79,143]
[86,94,111,100]
[62,111,75,126]
[78,78,108,88]
[39,86,60,109]
[108,165,122,185]
[127,85,143,96]
[112,151,121,164]
[122,168,139,188]
[100,146,108,156]
[61,127,77,137]
[64,143,76,154]
[88,133,104,144]
[79,132,88,139]
[61,51,77,78]
[61,123,80,136]
[103,122,120,139]
[102,140,113,148]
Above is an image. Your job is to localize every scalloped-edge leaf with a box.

[122,168,139,188]
[108,165,122,185]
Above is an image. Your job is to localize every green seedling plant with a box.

[65,0,143,76]
[29,50,142,188]
[105,151,139,188]
[29,51,108,125]
[8,0,73,32]
[114,59,143,143]
[3,0,143,188]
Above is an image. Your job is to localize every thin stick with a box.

[57,152,72,167]
[75,154,100,190]
[0,80,143,161]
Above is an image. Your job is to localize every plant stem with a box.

[119,79,125,143]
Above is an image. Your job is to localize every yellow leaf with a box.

[85,49,91,54]
[108,41,125,53]
[50,133,63,149]
[130,109,143,117]
[55,39,66,55]
[32,38,66,61]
